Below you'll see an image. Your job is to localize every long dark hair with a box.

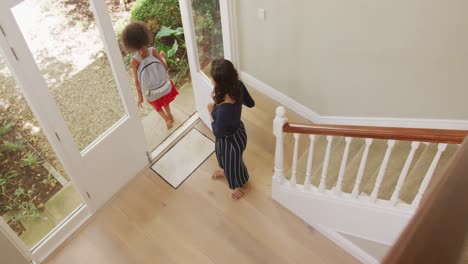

[210,59,242,105]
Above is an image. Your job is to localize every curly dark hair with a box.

[121,21,152,52]
[210,59,242,105]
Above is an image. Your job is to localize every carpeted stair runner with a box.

[285,136,459,205]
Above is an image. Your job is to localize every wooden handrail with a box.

[383,139,468,264]
[283,123,468,144]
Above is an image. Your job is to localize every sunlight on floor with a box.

[142,82,196,152]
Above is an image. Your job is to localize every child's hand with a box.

[138,95,144,108]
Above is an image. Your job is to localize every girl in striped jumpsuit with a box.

[208,59,255,200]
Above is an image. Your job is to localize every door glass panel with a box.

[191,0,224,77]
[0,52,83,249]
[106,1,197,152]
[11,0,126,151]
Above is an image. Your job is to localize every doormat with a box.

[151,129,214,188]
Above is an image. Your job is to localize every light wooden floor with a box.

[45,89,358,264]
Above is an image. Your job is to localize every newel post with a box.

[273,106,288,183]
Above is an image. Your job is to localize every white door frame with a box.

[0,0,238,261]
[220,0,239,68]
[0,0,148,261]
[0,22,90,263]
[179,0,239,127]
[0,218,34,263]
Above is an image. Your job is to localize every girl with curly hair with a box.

[122,21,179,129]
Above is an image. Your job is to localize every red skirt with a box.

[148,80,179,112]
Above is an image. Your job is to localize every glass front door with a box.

[180,0,234,126]
[104,1,198,154]
[0,49,83,250]
[191,0,225,77]
[0,0,235,260]
[0,0,149,261]
[10,0,127,152]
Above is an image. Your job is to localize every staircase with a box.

[271,106,466,263]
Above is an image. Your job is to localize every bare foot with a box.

[211,170,224,180]
[232,182,250,200]
[166,119,174,129]
[168,113,174,122]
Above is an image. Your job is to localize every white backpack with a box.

[137,49,171,101]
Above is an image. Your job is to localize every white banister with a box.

[390,141,420,206]
[335,137,352,195]
[352,138,373,198]
[273,106,288,183]
[318,136,333,192]
[411,143,448,207]
[290,133,300,187]
[371,140,396,201]
[303,135,315,189]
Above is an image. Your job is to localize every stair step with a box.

[354,139,388,195]
[285,135,328,184]
[428,144,459,190]
[406,143,428,180]
[399,143,459,204]
[284,134,460,204]
[398,143,438,203]
[340,142,366,194]
[310,136,346,187]
[326,137,365,191]
[366,141,412,200]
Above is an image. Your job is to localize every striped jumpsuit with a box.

[211,82,255,189]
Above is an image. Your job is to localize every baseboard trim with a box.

[240,72,321,123]
[315,225,380,264]
[240,72,468,130]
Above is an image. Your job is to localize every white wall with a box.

[236,0,468,120]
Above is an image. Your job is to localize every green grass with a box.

[0,122,14,137]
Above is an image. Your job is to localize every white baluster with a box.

[352,138,373,198]
[290,133,300,187]
[390,141,420,206]
[318,136,333,192]
[335,137,352,195]
[273,106,288,183]
[412,143,447,207]
[304,135,315,190]
[371,140,396,201]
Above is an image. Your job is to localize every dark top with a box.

[211,82,255,138]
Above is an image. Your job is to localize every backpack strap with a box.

[133,47,154,62]
[132,53,141,62]
[147,47,154,58]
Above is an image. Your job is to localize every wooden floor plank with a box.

[45,87,358,264]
